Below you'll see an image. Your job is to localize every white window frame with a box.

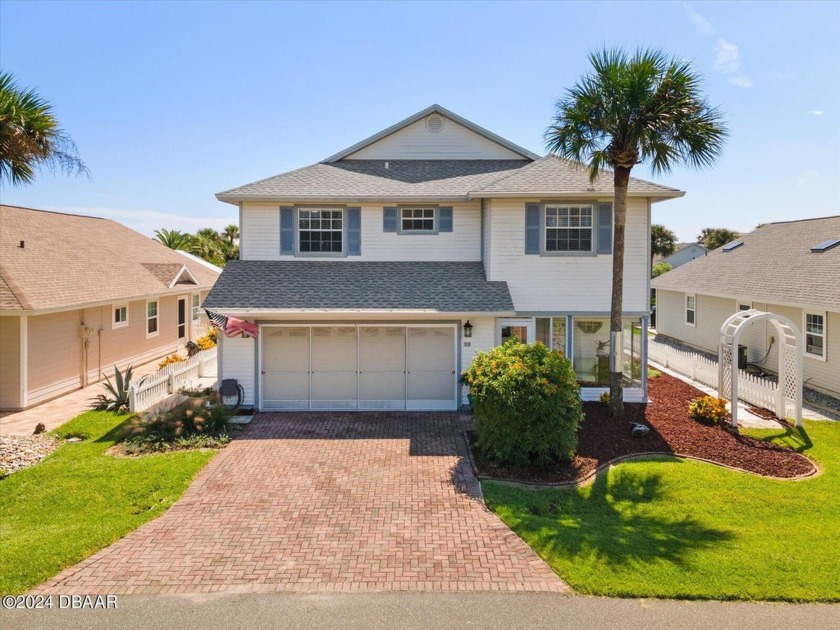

[297,207,344,255]
[112,303,128,329]
[544,204,594,253]
[146,299,159,339]
[685,294,696,326]
[803,310,826,361]
[399,207,436,233]
[192,293,201,322]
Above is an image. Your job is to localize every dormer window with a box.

[401,207,435,233]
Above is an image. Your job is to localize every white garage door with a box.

[261,325,457,411]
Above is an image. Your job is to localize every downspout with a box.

[98,305,104,382]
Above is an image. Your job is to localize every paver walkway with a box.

[34,412,567,595]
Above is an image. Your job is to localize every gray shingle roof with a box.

[652,216,840,310]
[204,260,514,312]
[216,160,530,202]
[472,155,683,198]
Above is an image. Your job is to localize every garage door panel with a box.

[358,373,406,409]
[359,327,405,371]
[263,372,309,409]
[312,327,357,371]
[263,327,309,371]
[407,327,455,371]
[406,372,455,401]
[311,372,357,409]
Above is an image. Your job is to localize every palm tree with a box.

[222,224,239,246]
[651,224,677,264]
[0,71,88,186]
[697,227,739,250]
[154,228,192,251]
[545,48,727,418]
[189,233,224,265]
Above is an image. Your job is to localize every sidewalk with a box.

[1,361,177,436]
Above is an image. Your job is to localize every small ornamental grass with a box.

[124,399,233,454]
[689,396,728,425]
[461,340,582,469]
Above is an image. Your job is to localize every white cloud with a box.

[728,76,753,89]
[683,3,716,37]
[714,38,741,74]
[797,171,819,186]
[807,110,824,116]
[59,206,235,237]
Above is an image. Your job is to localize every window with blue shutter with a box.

[438,207,453,232]
[525,203,541,254]
[280,207,294,254]
[347,207,361,255]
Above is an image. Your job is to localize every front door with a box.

[498,318,533,345]
[177,297,187,340]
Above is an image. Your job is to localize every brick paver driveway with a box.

[36,413,567,595]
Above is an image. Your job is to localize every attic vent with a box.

[425,115,445,133]
[811,238,840,253]
[722,241,743,252]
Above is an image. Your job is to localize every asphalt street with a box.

[2,592,839,630]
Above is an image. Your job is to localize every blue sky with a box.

[1,0,837,241]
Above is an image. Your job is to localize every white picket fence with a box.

[648,342,780,411]
[129,347,217,413]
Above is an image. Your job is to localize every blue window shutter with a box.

[383,207,398,232]
[525,203,541,254]
[597,203,613,254]
[438,207,453,232]
[347,207,361,255]
[280,206,294,255]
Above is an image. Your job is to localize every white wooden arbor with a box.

[718,309,803,428]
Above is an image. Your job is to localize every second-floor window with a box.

[299,209,343,253]
[401,207,435,232]
[545,205,593,252]
[805,312,825,359]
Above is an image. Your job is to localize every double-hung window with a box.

[401,207,435,232]
[545,205,593,252]
[112,304,128,329]
[685,295,696,326]
[298,209,343,253]
[192,294,200,321]
[805,312,825,359]
[147,300,159,337]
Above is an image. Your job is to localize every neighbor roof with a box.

[204,260,514,313]
[653,241,709,263]
[652,215,840,310]
[217,106,684,204]
[0,205,221,312]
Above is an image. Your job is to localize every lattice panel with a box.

[719,344,732,399]
[783,344,798,403]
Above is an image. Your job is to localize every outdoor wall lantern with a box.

[463,320,473,338]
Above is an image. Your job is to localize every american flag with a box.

[204,309,259,338]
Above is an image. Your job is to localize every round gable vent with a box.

[425,114,445,133]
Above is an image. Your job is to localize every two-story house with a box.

[206,105,684,411]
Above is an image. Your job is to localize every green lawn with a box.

[0,411,216,594]
[484,421,840,602]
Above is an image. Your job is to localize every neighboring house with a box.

[0,205,221,411]
[652,216,840,398]
[207,104,684,411]
[654,242,708,268]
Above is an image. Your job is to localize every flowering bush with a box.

[195,333,216,351]
[158,354,185,369]
[460,340,582,469]
[599,391,610,407]
[688,396,728,425]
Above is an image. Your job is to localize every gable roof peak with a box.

[321,104,540,163]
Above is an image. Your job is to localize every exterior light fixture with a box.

[463,320,473,338]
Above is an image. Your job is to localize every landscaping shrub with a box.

[125,400,233,453]
[461,340,582,469]
[688,396,728,425]
[90,364,144,412]
[158,353,185,369]
[599,391,610,407]
[195,332,217,351]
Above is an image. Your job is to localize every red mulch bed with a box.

[470,372,815,484]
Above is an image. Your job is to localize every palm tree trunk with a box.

[610,166,631,419]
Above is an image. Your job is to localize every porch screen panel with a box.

[406,327,455,407]
[359,327,406,409]
[262,327,310,409]
[311,326,358,409]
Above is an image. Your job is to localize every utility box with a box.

[737,344,748,369]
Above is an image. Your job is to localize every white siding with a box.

[487,198,650,312]
[241,203,481,262]
[459,316,496,405]
[240,205,281,260]
[220,333,256,406]
[657,291,840,397]
[345,115,525,160]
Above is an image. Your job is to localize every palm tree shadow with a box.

[745,426,813,454]
[509,463,735,569]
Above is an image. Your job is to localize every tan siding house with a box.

[652,216,840,398]
[0,205,221,411]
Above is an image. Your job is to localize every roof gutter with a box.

[467,190,686,200]
[204,308,517,318]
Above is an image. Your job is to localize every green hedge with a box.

[461,341,583,469]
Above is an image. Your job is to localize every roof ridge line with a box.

[0,264,31,310]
